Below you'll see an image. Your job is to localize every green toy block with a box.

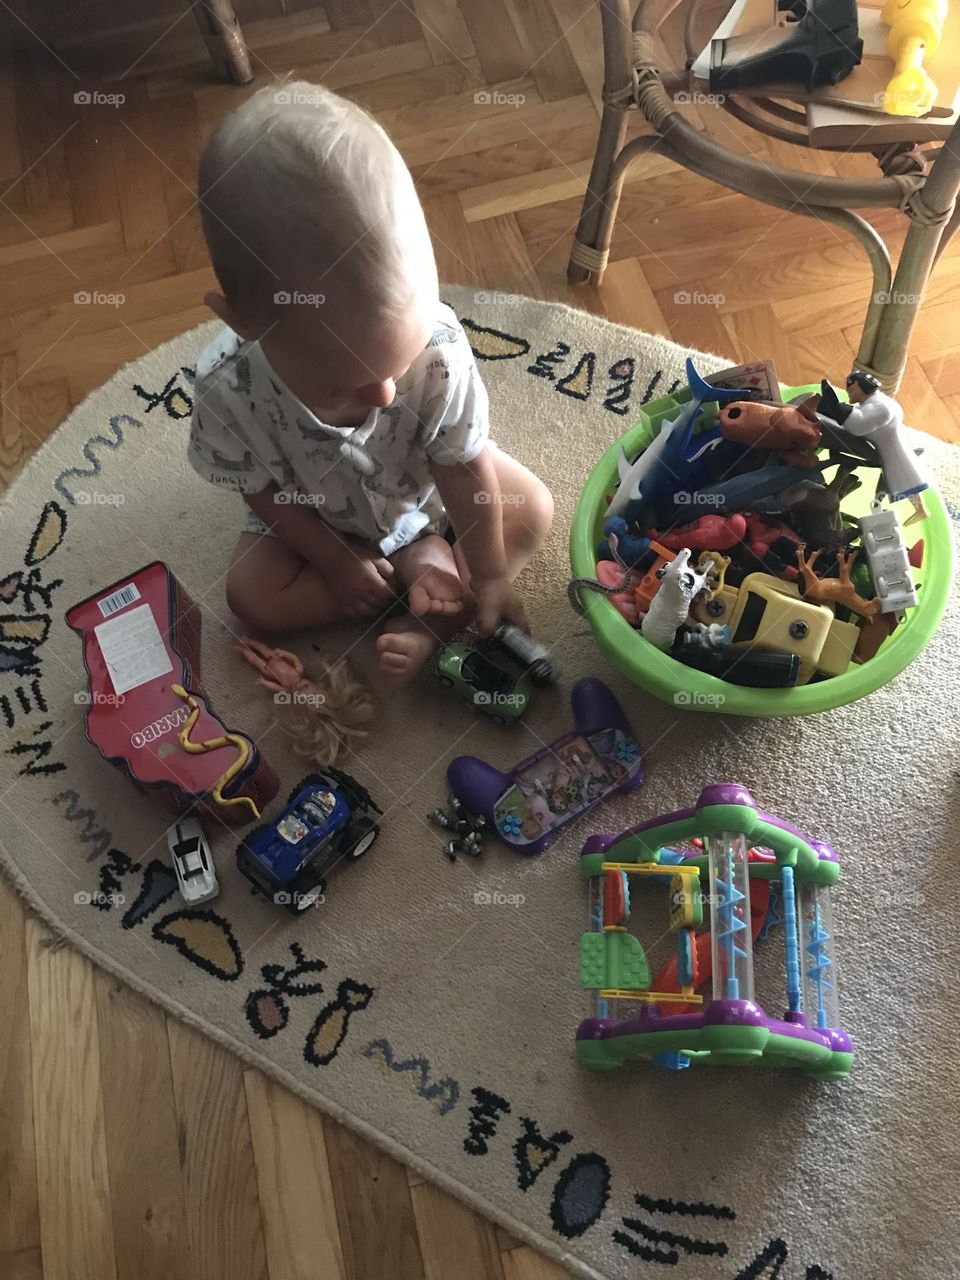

[579,931,649,991]
[579,933,607,988]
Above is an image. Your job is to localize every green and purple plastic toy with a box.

[577,783,853,1079]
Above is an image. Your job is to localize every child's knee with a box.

[225,569,272,630]
[225,555,288,631]
[514,473,554,548]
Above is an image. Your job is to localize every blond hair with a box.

[198,81,438,326]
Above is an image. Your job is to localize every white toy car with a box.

[167,817,219,904]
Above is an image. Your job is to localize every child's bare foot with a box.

[391,534,466,618]
[377,614,445,688]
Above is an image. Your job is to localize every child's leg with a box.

[455,447,555,585]
[225,533,355,631]
[376,451,553,687]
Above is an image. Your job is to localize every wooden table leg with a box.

[192,0,253,84]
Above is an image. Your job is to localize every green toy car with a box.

[437,643,531,725]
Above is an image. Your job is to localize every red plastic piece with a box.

[603,869,627,927]
[649,513,747,552]
[744,512,804,561]
[908,539,924,569]
[66,562,278,825]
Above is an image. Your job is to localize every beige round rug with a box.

[2,286,960,1280]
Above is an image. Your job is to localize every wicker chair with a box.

[191,0,252,83]
[568,0,960,391]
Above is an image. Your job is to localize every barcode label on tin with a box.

[97,582,141,618]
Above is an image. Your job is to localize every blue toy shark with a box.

[605,359,752,527]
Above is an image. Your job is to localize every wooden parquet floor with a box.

[0,4,958,1279]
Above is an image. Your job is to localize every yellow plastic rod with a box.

[881,0,948,117]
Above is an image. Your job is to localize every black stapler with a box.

[709,0,863,94]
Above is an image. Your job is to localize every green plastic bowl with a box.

[570,382,954,716]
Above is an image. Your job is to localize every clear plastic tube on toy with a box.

[587,873,608,1021]
[706,831,754,1002]
[798,882,839,1030]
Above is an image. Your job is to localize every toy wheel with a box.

[292,871,326,913]
[326,766,382,815]
[439,675,454,688]
[344,815,379,859]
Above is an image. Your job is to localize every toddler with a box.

[189,82,552,686]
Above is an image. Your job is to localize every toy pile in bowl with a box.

[569,357,953,716]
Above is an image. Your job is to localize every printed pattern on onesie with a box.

[187,303,489,554]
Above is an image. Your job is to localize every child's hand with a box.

[329,542,396,617]
[473,573,528,636]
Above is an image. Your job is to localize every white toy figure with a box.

[640,549,710,651]
[843,372,930,524]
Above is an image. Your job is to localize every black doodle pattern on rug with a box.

[132,366,195,418]
[91,847,140,908]
[361,1039,461,1116]
[1,504,67,774]
[733,1238,833,1280]
[303,978,374,1067]
[463,1086,511,1156]
[0,613,50,677]
[459,317,530,362]
[514,1116,573,1191]
[556,352,595,401]
[0,675,46,730]
[121,860,179,929]
[614,1208,730,1265]
[7,721,65,777]
[2,570,59,613]
[25,500,67,565]
[528,340,569,381]
[604,358,635,414]
[550,1152,612,1240]
[245,942,328,1040]
[52,789,118,861]
[152,907,244,981]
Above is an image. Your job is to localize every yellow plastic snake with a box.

[171,683,261,820]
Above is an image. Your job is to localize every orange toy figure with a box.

[719,399,822,466]
[634,541,676,614]
[236,636,374,767]
[795,547,881,620]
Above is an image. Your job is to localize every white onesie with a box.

[187,303,489,555]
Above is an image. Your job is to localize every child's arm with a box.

[245,484,395,616]
[429,447,528,634]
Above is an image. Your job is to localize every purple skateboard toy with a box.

[446,678,643,855]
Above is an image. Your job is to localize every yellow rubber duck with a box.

[881,0,948,116]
